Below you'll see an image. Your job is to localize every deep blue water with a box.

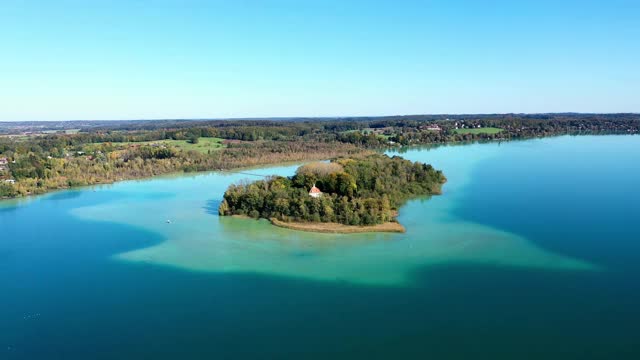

[1,135,639,359]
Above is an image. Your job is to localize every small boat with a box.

[166,220,172,224]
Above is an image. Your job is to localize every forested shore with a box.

[1,114,638,199]
[0,140,367,198]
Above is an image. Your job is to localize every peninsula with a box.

[218,154,446,233]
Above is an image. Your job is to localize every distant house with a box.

[0,157,8,165]
[426,125,442,131]
[4,179,15,184]
[309,184,323,198]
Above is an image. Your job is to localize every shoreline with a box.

[0,158,320,202]
[229,215,406,234]
[3,134,632,202]
[269,218,406,234]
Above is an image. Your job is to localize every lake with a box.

[1,135,639,359]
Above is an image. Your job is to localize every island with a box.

[218,154,446,233]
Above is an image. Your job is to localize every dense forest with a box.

[218,155,446,226]
[1,113,638,198]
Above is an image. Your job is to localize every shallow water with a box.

[1,135,639,359]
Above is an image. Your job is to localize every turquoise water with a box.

[1,135,639,359]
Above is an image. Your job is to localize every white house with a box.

[309,184,323,198]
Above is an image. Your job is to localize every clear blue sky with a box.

[1,0,638,121]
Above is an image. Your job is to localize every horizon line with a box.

[1,112,639,123]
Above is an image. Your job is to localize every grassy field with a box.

[453,127,503,135]
[342,128,392,140]
[95,137,225,153]
[42,129,81,134]
[163,137,225,153]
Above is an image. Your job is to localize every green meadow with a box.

[453,127,503,135]
[100,137,226,153]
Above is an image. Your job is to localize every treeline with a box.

[3,113,639,134]
[334,116,640,147]
[2,114,638,155]
[218,154,446,226]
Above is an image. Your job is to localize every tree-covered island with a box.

[218,154,446,233]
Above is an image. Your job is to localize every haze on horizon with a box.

[1,0,638,122]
